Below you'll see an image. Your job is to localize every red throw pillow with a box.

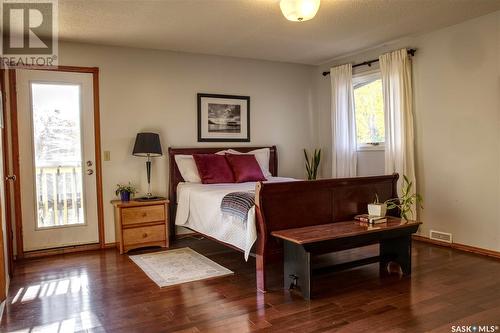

[192,154,235,184]
[225,154,266,183]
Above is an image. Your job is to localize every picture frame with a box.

[197,93,250,142]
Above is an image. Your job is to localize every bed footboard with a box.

[254,174,399,292]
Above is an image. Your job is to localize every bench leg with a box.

[284,241,311,300]
[380,236,412,276]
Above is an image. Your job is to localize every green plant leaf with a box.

[304,148,321,180]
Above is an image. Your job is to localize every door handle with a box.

[86,169,94,175]
[86,160,93,167]
[5,175,16,181]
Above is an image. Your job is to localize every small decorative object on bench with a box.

[354,214,387,224]
[367,193,387,217]
[304,148,321,180]
[115,183,137,202]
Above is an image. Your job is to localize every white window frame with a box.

[353,69,385,152]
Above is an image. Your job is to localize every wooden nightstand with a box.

[111,199,169,254]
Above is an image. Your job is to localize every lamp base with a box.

[135,196,166,202]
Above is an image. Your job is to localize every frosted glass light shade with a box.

[280,0,320,22]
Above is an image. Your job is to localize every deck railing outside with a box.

[35,164,84,228]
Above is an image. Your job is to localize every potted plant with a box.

[368,194,387,217]
[385,175,423,220]
[115,183,137,202]
[304,148,321,180]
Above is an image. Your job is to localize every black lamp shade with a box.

[132,132,162,157]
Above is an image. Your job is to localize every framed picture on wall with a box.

[197,93,250,142]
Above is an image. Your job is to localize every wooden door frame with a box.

[0,67,14,276]
[7,65,104,258]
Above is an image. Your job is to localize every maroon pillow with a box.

[192,154,235,184]
[225,154,266,183]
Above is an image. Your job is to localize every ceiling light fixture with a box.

[280,0,320,22]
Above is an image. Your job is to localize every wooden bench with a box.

[271,217,421,299]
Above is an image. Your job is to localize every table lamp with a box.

[132,132,163,200]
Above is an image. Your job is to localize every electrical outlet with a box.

[103,151,111,161]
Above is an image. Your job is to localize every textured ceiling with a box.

[57,0,500,65]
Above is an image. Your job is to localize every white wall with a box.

[315,11,500,251]
[57,43,315,243]
[357,150,384,177]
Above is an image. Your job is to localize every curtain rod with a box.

[321,48,416,77]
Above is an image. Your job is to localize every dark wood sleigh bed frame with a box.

[168,146,399,292]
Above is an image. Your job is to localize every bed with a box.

[168,146,399,292]
[175,177,295,260]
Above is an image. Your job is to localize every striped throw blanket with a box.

[220,191,255,223]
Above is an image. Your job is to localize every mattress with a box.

[175,177,295,260]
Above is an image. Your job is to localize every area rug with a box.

[129,247,233,287]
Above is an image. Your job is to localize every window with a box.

[353,71,385,150]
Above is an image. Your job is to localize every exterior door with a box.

[16,69,99,251]
[0,69,7,301]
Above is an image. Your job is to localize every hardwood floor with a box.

[1,239,500,332]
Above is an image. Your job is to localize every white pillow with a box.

[226,148,272,178]
[174,155,201,183]
[174,150,228,183]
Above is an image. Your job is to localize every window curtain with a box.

[330,64,357,178]
[379,48,416,203]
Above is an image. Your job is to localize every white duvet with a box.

[175,177,295,260]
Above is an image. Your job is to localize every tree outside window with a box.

[353,78,385,146]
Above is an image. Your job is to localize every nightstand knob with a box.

[142,213,147,217]
[142,233,148,238]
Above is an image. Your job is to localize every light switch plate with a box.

[103,151,111,161]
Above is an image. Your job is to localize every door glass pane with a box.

[31,83,84,228]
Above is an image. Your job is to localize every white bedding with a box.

[175,177,295,260]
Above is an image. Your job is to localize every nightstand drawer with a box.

[121,205,165,225]
[123,224,166,245]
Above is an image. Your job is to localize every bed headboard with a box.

[168,145,278,206]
